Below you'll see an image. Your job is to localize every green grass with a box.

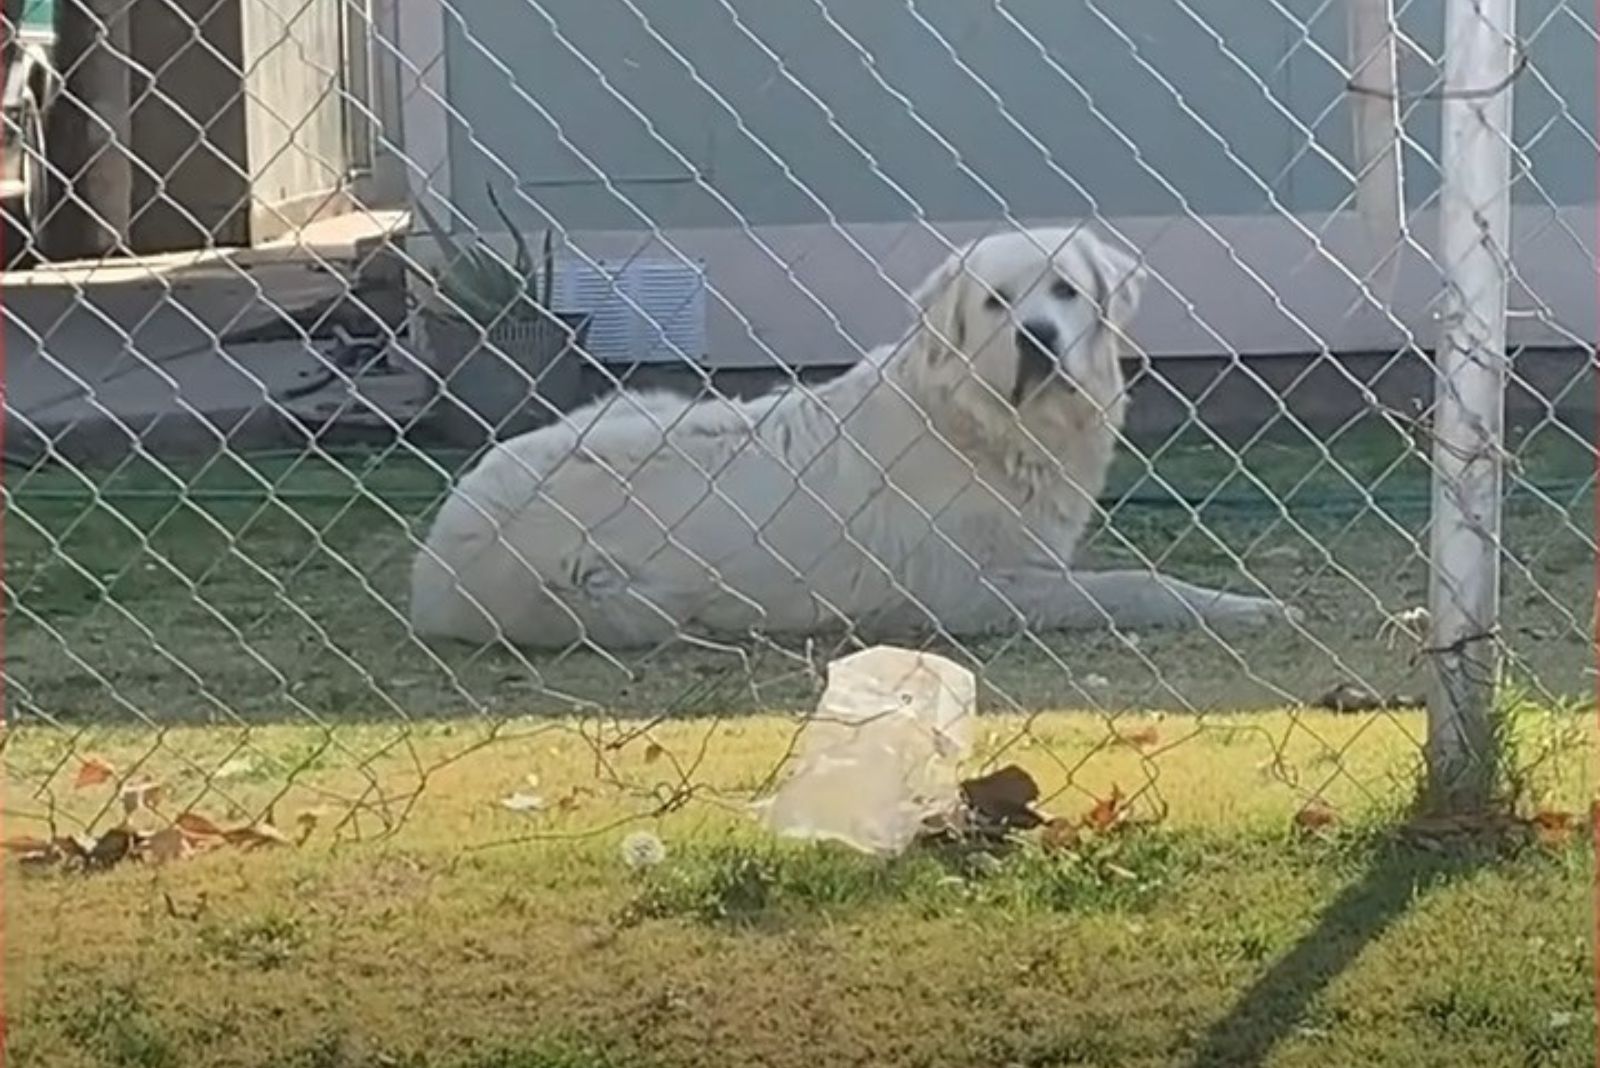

[4,419,1593,1064]
[3,419,1593,725]
[4,710,1594,1068]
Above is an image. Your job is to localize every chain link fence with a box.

[2,0,1593,871]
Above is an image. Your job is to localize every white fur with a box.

[410,227,1296,649]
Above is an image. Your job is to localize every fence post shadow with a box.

[1183,839,1491,1068]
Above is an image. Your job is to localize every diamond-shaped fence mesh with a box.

[1,0,1592,882]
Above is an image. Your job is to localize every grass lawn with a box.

[4,707,1596,1068]
[4,418,1595,1066]
[3,418,1593,725]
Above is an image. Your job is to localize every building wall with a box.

[434,0,1597,367]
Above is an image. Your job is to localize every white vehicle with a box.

[2,0,58,266]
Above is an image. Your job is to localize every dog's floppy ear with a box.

[910,242,972,359]
[1082,231,1147,338]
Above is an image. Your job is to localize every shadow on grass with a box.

[1185,839,1491,1068]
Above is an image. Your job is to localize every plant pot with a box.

[416,309,592,447]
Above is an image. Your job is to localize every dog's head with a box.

[910,227,1146,416]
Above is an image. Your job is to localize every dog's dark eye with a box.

[1050,277,1078,301]
[984,289,1010,311]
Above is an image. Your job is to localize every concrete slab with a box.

[3,214,430,466]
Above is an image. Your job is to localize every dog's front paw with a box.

[1216,593,1302,629]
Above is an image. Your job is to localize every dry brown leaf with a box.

[1293,802,1339,834]
[294,809,324,845]
[1040,817,1080,853]
[86,827,135,870]
[5,835,100,869]
[74,756,115,789]
[176,812,226,840]
[643,742,666,764]
[1531,809,1577,849]
[2,835,56,856]
[1083,785,1126,834]
[1113,727,1160,750]
[962,764,1039,809]
[556,786,593,812]
[224,823,292,850]
[141,826,191,865]
[959,764,1045,832]
[120,780,165,815]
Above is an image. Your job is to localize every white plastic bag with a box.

[757,645,976,856]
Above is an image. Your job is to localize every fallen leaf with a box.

[120,780,165,815]
[1113,726,1160,750]
[163,890,208,922]
[960,764,1046,832]
[643,742,665,764]
[176,812,226,840]
[1040,817,1080,853]
[1083,785,1126,834]
[1531,809,1577,849]
[60,835,94,861]
[74,756,115,789]
[499,792,546,813]
[962,764,1039,807]
[294,809,325,845]
[140,826,191,864]
[3,835,88,868]
[224,823,292,850]
[1293,802,1339,835]
[556,786,593,812]
[2,835,56,856]
[86,827,135,870]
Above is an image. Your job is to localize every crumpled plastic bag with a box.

[756,645,976,857]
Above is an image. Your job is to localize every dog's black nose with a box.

[1016,319,1060,356]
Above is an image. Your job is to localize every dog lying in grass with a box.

[411,227,1296,649]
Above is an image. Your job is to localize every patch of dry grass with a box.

[6,707,1594,1067]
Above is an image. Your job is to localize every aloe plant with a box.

[410,182,548,326]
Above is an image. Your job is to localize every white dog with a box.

[410,227,1295,649]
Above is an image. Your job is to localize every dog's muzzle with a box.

[1015,320,1060,360]
[1010,319,1073,406]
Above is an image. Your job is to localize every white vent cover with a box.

[554,257,708,365]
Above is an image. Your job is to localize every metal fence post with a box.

[1424,0,1518,814]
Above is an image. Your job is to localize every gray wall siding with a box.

[442,0,1595,233]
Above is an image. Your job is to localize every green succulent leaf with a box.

[410,186,545,326]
